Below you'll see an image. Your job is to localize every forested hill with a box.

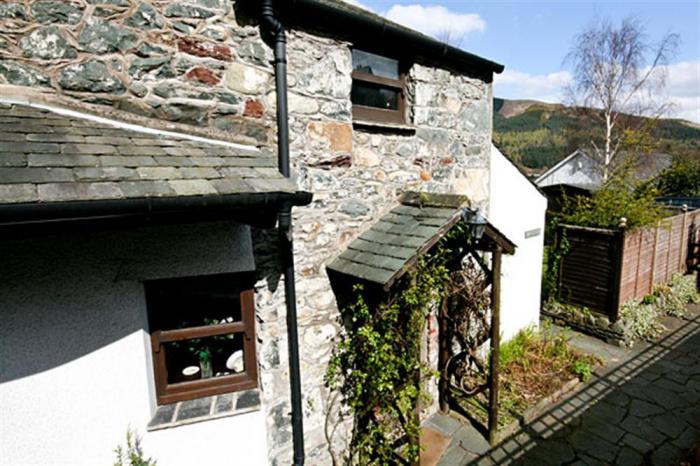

[493,98,700,172]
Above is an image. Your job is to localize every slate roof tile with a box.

[328,192,517,288]
[0,102,296,204]
[328,192,470,288]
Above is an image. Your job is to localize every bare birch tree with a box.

[564,17,679,180]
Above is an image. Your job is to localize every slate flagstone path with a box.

[430,308,700,465]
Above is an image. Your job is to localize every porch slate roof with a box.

[0,101,296,205]
[327,192,471,289]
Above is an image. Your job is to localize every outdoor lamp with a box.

[463,208,487,241]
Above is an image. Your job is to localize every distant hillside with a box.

[493,98,700,171]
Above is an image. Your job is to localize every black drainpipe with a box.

[260,1,305,465]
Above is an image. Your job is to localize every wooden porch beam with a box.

[487,245,502,446]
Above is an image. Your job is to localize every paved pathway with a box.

[428,309,700,465]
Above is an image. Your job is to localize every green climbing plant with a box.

[325,228,466,465]
[542,229,570,302]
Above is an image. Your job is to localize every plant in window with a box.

[145,273,257,404]
[188,343,213,379]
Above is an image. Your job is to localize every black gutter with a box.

[261,2,306,465]
[283,0,504,80]
[0,191,312,226]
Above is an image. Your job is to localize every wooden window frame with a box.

[148,284,258,405]
[351,62,408,125]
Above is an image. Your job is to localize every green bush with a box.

[652,273,700,317]
[619,273,697,344]
[654,159,700,197]
[620,300,664,344]
[670,273,700,304]
[653,283,687,317]
[572,360,593,382]
[560,173,665,230]
[113,429,156,466]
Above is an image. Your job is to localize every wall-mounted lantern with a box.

[463,208,487,241]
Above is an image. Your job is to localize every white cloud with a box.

[494,69,572,103]
[385,5,486,40]
[662,61,700,123]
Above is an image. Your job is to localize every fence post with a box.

[680,205,689,272]
[633,230,643,298]
[650,221,660,290]
[666,217,674,282]
[612,220,626,320]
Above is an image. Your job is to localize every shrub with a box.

[620,300,664,344]
[113,429,156,466]
[670,273,700,304]
[561,173,665,230]
[653,283,687,317]
[654,159,700,197]
[652,273,699,318]
[572,360,593,382]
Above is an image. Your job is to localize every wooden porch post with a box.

[438,298,450,413]
[487,246,502,446]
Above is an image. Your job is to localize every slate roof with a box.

[0,101,296,205]
[535,149,673,188]
[327,192,471,289]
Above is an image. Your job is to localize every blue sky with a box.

[344,0,700,122]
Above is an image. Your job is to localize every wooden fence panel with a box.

[558,227,621,315]
[654,226,669,285]
[559,209,697,320]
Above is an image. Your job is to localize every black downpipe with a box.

[262,0,290,177]
[261,2,305,465]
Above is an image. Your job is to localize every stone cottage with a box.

[0,0,545,465]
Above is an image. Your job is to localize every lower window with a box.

[145,273,258,404]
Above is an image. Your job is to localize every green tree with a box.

[560,171,664,230]
[654,159,700,197]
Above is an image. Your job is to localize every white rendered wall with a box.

[0,222,267,466]
[143,411,267,466]
[489,145,548,341]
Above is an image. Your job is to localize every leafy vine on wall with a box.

[324,228,472,464]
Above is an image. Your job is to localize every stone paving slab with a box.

[421,426,452,466]
[430,306,700,465]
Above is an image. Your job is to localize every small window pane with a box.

[164,333,246,385]
[147,275,247,331]
[351,82,399,110]
[352,49,399,80]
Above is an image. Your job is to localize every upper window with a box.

[145,273,257,404]
[351,49,407,124]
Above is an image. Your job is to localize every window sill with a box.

[352,119,416,134]
[147,388,261,431]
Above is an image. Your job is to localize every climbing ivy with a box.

[542,230,570,302]
[325,229,466,465]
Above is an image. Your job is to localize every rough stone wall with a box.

[0,2,494,464]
